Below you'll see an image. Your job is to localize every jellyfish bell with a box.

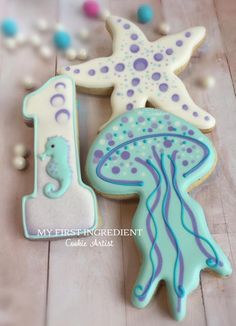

[86,108,232,321]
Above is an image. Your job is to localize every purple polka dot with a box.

[166,48,173,55]
[154,53,163,61]
[132,78,140,86]
[182,104,189,111]
[151,123,157,128]
[188,130,194,135]
[94,150,103,158]
[193,111,199,117]
[133,58,148,71]
[182,125,188,131]
[164,114,170,120]
[148,128,153,132]
[164,140,172,148]
[101,66,109,73]
[112,166,120,174]
[126,103,133,110]
[182,160,189,166]
[108,140,115,146]
[172,94,180,102]
[185,32,191,38]
[138,116,145,122]
[106,133,113,140]
[176,40,183,47]
[205,116,210,121]
[65,66,70,71]
[130,44,140,53]
[127,89,134,97]
[131,33,138,40]
[187,148,192,153]
[121,117,128,123]
[88,69,95,76]
[74,69,80,74]
[128,131,134,138]
[124,24,130,29]
[159,83,168,92]
[131,167,137,174]
[168,126,175,131]
[152,72,161,81]
[121,151,130,160]
[115,63,125,72]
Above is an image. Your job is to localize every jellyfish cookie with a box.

[60,16,215,132]
[86,108,231,320]
[22,75,98,239]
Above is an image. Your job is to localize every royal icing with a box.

[60,16,215,131]
[22,75,98,239]
[86,108,231,320]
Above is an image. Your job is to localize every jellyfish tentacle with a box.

[132,157,163,303]
[169,153,222,269]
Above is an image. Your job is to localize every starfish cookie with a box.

[60,16,215,132]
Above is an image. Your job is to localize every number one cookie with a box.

[22,76,98,239]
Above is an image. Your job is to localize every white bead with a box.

[36,18,49,32]
[22,76,36,90]
[157,22,170,35]
[65,48,77,61]
[77,27,90,41]
[39,45,53,60]
[30,34,42,48]
[13,156,27,170]
[13,143,28,157]
[199,76,216,89]
[4,38,17,50]
[99,9,111,21]
[77,48,88,60]
[54,23,65,31]
[16,33,27,46]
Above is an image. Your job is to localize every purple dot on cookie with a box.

[182,104,189,111]
[106,133,113,140]
[127,103,133,110]
[188,130,194,135]
[127,89,134,97]
[159,83,168,92]
[151,122,158,128]
[172,94,180,102]
[138,116,145,123]
[115,63,125,72]
[112,166,120,174]
[166,48,173,55]
[124,23,130,29]
[121,151,130,160]
[101,66,109,73]
[94,150,103,158]
[193,111,199,117]
[187,148,192,153]
[88,69,96,76]
[176,40,183,47]
[121,116,128,123]
[152,72,161,81]
[131,167,137,174]
[204,115,210,121]
[133,58,148,71]
[131,33,138,40]
[164,114,170,120]
[185,32,191,38]
[128,131,134,138]
[108,140,115,146]
[154,53,163,61]
[182,160,188,166]
[130,44,140,53]
[132,78,140,86]
[74,69,80,74]
[164,140,172,148]
[65,66,70,71]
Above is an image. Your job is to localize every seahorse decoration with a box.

[39,136,72,199]
[86,108,232,320]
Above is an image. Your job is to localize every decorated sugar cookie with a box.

[60,16,215,132]
[22,75,98,239]
[86,108,231,320]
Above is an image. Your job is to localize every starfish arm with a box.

[148,74,215,131]
[99,86,148,130]
[59,57,115,94]
[106,16,148,53]
[153,27,206,73]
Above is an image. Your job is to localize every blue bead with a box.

[1,19,18,37]
[137,5,154,24]
[53,31,71,50]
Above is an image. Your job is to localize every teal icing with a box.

[39,136,72,199]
